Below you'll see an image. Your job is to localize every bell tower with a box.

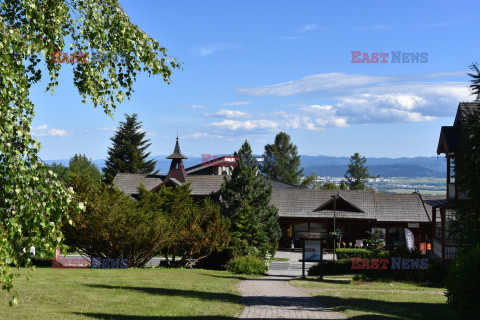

[165,136,188,183]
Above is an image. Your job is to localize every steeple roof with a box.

[166,136,188,159]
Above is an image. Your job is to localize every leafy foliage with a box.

[227,255,266,275]
[62,174,167,268]
[221,140,281,258]
[46,162,70,182]
[0,0,180,300]
[344,153,378,190]
[48,154,102,184]
[319,181,340,190]
[446,244,480,319]
[139,184,230,268]
[336,248,371,260]
[261,132,312,187]
[68,154,102,183]
[103,114,157,183]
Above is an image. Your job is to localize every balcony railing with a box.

[445,246,457,259]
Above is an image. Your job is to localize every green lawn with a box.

[1,268,246,320]
[271,257,289,261]
[291,276,458,320]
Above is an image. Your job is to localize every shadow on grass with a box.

[298,278,352,285]
[86,284,240,303]
[314,295,457,320]
[75,314,237,320]
[200,273,250,281]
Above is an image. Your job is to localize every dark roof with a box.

[376,193,431,222]
[185,175,226,196]
[113,173,165,195]
[270,190,431,222]
[113,173,303,196]
[454,102,480,127]
[167,137,188,159]
[270,189,376,220]
[437,126,461,154]
[422,196,452,209]
[113,173,431,223]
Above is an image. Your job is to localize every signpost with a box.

[301,239,322,279]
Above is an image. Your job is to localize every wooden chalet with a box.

[426,102,479,261]
[113,137,435,252]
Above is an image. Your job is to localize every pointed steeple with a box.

[167,135,188,159]
[165,136,187,183]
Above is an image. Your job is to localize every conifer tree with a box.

[261,132,313,187]
[220,140,281,258]
[467,63,480,99]
[103,114,157,183]
[344,153,378,190]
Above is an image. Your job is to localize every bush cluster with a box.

[336,248,372,260]
[308,259,359,276]
[446,245,480,319]
[227,255,266,275]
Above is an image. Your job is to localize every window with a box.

[445,209,458,245]
[310,223,326,233]
[388,228,405,246]
[449,157,455,183]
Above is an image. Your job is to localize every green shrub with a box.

[425,260,449,286]
[308,259,359,276]
[336,248,371,259]
[446,245,480,319]
[227,255,266,275]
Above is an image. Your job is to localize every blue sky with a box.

[30,0,480,160]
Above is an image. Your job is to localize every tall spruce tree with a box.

[344,153,378,190]
[467,63,480,100]
[220,140,281,258]
[261,132,313,187]
[103,114,157,183]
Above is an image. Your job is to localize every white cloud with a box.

[32,125,71,137]
[209,119,278,131]
[206,109,251,119]
[182,132,223,139]
[299,24,317,32]
[193,43,239,57]
[96,127,116,131]
[234,72,472,124]
[271,107,349,130]
[223,100,254,106]
[235,73,396,97]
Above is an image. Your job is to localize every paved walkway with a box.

[238,275,347,319]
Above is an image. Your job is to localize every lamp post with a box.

[331,193,339,261]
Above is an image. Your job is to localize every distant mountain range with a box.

[44,155,446,178]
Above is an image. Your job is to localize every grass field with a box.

[1,268,245,320]
[292,276,458,320]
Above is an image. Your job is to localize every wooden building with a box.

[426,102,479,260]
[114,137,435,252]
